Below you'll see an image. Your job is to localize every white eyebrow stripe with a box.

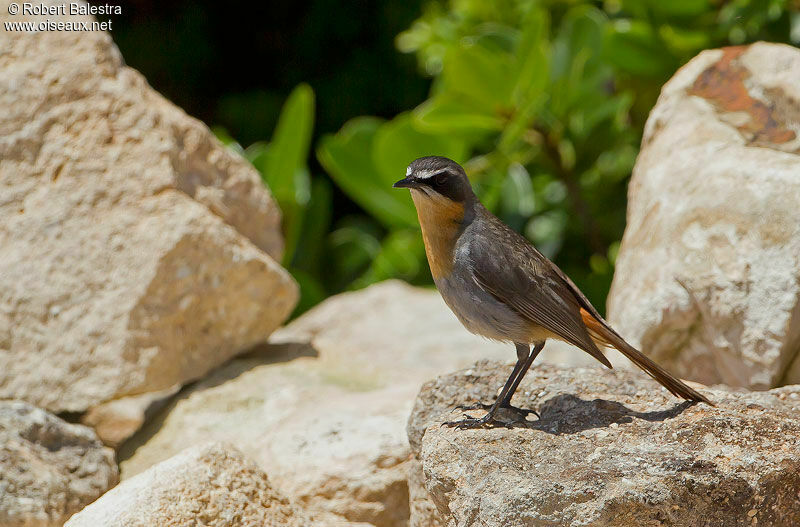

[415,169,437,179]
[406,166,413,176]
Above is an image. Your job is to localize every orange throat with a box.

[411,190,465,280]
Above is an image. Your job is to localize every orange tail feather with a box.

[580,309,713,405]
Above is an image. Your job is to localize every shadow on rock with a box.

[526,394,695,435]
[117,339,318,464]
[210,340,319,388]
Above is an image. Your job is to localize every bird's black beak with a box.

[393,176,419,189]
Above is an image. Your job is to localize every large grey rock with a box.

[119,280,596,527]
[607,42,800,390]
[408,360,800,527]
[0,401,118,527]
[65,442,311,527]
[0,0,297,442]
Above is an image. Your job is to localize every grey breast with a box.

[434,225,532,344]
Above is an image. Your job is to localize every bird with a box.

[393,155,712,429]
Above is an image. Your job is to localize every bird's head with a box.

[393,156,475,207]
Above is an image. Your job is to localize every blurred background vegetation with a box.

[109,0,800,316]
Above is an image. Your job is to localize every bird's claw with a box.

[442,413,496,430]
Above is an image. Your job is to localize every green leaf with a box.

[245,84,316,264]
[604,20,678,78]
[264,83,315,207]
[291,178,333,274]
[499,163,536,230]
[551,6,606,81]
[373,113,468,189]
[658,24,712,55]
[317,117,419,228]
[352,229,426,289]
[440,40,515,109]
[328,217,382,289]
[466,155,506,210]
[525,209,568,259]
[413,94,504,134]
[212,126,244,155]
[569,92,632,138]
[549,6,609,117]
[645,0,711,18]
[244,141,271,173]
[493,8,551,152]
[589,253,610,275]
[512,7,550,107]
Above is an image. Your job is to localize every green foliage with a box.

[316,112,466,288]
[315,0,796,312]
[221,0,797,316]
[251,83,315,260]
[217,84,326,316]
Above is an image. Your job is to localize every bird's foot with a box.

[443,403,539,430]
[455,401,540,419]
[442,411,498,430]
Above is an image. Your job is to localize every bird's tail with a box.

[580,308,713,405]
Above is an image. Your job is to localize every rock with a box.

[0,401,118,527]
[80,386,180,448]
[0,0,297,438]
[407,360,800,527]
[607,42,800,390]
[408,459,446,527]
[119,280,596,526]
[65,442,310,527]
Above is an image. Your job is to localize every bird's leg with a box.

[455,343,534,412]
[444,342,545,429]
[456,344,541,413]
[498,342,545,417]
[444,360,524,429]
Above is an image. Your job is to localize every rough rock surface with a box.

[0,401,118,527]
[65,442,310,527]
[0,0,297,437]
[408,459,445,527]
[408,360,800,527]
[120,280,596,527]
[607,42,800,389]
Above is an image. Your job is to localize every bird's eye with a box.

[434,172,448,186]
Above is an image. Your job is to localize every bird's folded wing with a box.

[470,237,612,368]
